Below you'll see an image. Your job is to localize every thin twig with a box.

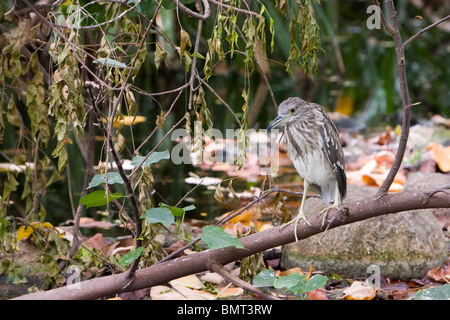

[158,186,279,263]
[372,0,395,35]
[129,113,188,178]
[26,132,41,220]
[187,10,204,110]
[134,88,185,155]
[208,0,260,17]
[171,0,211,21]
[209,261,280,300]
[404,14,450,47]
[196,75,242,127]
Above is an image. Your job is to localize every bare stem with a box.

[404,14,450,47]
[376,0,412,196]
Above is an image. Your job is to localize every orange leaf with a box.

[307,289,329,300]
[362,174,379,187]
[277,267,304,277]
[430,142,450,172]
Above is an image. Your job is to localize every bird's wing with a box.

[316,106,347,201]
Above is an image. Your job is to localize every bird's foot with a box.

[280,210,311,242]
[317,203,340,228]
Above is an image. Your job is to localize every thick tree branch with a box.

[13,188,450,300]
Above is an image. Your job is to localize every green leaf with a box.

[160,203,196,217]
[412,284,450,300]
[199,226,246,250]
[182,204,196,212]
[143,207,175,226]
[87,172,125,189]
[131,150,170,168]
[253,269,277,287]
[192,52,205,59]
[119,247,144,266]
[304,274,328,292]
[80,190,123,208]
[161,204,184,217]
[93,58,129,68]
[274,273,307,291]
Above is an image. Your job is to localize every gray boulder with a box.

[281,176,448,279]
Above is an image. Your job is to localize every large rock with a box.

[281,177,448,279]
[403,172,450,230]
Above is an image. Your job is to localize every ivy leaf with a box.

[253,269,277,287]
[87,172,125,189]
[182,204,196,212]
[142,203,195,226]
[160,203,195,217]
[131,150,170,168]
[119,247,144,266]
[80,190,123,208]
[412,284,450,300]
[273,273,307,292]
[142,207,174,226]
[199,226,246,250]
[304,274,328,292]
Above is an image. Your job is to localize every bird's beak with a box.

[267,114,286,131]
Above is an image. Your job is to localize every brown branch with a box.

[89,98,143,284]
[208,0,260,17]
[171,0,211,21]
[209,261,280,300]
[13,188,450,300]
[404,14,450,47]
[187,9,204,111]
[372,0,395,35]
[376,0,412,196]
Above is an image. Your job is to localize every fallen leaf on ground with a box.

[83,233,107,253]
[426,261,450,283]
[277,267,304,277]
[307,289,329,300]
[169,274,203,289]
[171,284,215,300]
[430,142,450,172]
[215,287,244,298]
[200,272,225,285]
[343,281,377,300]
[79,217,115,229]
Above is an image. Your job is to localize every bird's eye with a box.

[289,108,296,114]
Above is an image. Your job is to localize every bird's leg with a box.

[318,179,341,227]
[280,180,311,242]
